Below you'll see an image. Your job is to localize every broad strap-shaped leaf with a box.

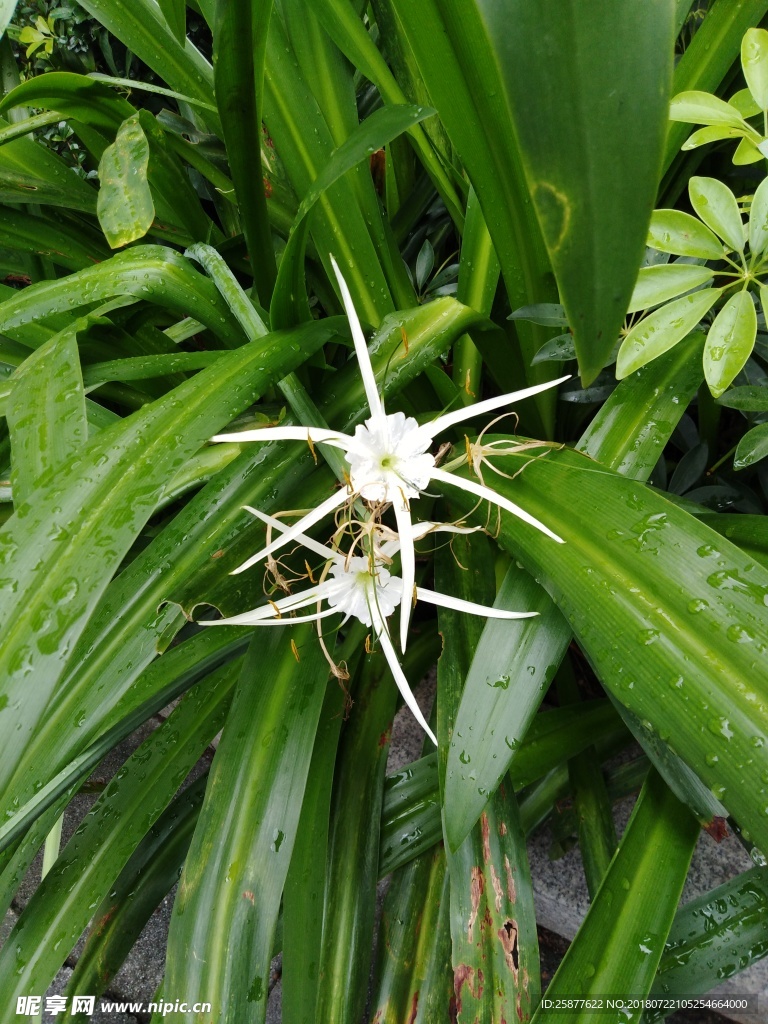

[157,0,186,43]
[212,0,276,303]
[617,288,720,379]
[66,775,208,1008]
[0,246,243,347]
[703,289,757,397]
[627,263,715,314]
[531,772,699,1022]
[371,846,453,1024]
[689,175,744,252]
[97,114,155,248]
[648,865,768,1013]
[316,651,397,1024]
[165,627,329,1023]
[0,318,330,811]
[0,663,235,1003]
[269,102,434,328]
[500,0,675,384]
[6,320,87,503]
[387,0,559,429]
[0,71,136,131]
[74,0,219,134]
[437,532,540,1022]
[444,335,706,849]
[439,441,768,856]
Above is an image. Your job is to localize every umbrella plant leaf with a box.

[669,89,746,126]
[735,422,768,469]
[689,175,744,252]
[742,27,768,110]
[627,263,715,314]
[703,289,757,397]
[647,209,725,259]
[617,288,720,378]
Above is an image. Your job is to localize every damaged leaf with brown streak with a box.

[447,794,539,1023]
[436,535,540,1022]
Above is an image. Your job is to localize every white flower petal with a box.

[212,426,352,445]
[430,467,564,544]
[393,498,416,652]
[230,488,349,575]
[242,505,342,564]
[330,255,385,424]
[415,587,538,619]
[372,608,437,746]
[201,603,343,627]
[422,375,571,440]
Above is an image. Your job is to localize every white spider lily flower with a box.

[212,256,569,653]
[200,510,538,745]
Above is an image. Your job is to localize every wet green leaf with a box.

[681,124,747,150]
[617,288,719,378]
[648,209,724,259]
[97,114,154,248]
[717,384,768,411]
[742,27,768,110]
[735,422,768,469]
[689,175,744,252]
[703,290,756,397]
[749,176,768,255]
[669,89,746,126]
[627,264,714,314]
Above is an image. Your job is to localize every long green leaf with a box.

[270,101,433,328]
[647,866,768,1015]
[316,650,397,1023]
[440,439,768,854]
[445,333,706,849]
[164,626,329,1023]
[437,532,540,1022]
[6,319,86,503]
[0,318,330,811]
[531,772,699,1022]
[65,774,209,1016]
[212,0,276,303]
[388,0,558,428]
[0,662,235,1002]
[503,0,675,383]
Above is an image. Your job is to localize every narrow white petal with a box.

[415,587,538,619]
[243,505,342,564]
[200,604,342,627]
[379,521,483,560]
[423,375,571,439]
[212,426,352,445]
[393,499,416,653]
[231,488,349,575]
[373,610,437,746]
[329,254,385,424]
[430,467,564,544]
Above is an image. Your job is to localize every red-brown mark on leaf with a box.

[490,863,503,913]
[704,816,729,842]
[378,727,391,749]
[504,855,516,903]
[499,919,519,980]
[406,991,420,1024]
[243,890,255,904]
[498,821,508,837]
[481,812,492,864]
[468,866,484,942]
[454,964,484,1014]
[212,549,225,559]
